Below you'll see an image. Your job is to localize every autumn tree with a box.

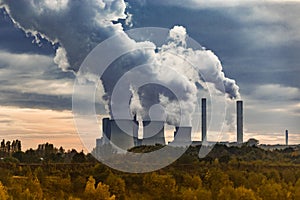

[257,180,292,200]
[10,176,44,200]
[143,173,177,200]
[218,186,259,200]
[294,179,300,199]
[105,173,126,200]
[180,187,212,200]
[84,176,115,200]
[0,181,9,200]
[96,182,116,200]
[203,168,232,199]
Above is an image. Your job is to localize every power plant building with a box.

[142,121,165,146]
[95,99,247,150]
[172,126,192,146]
[109,119,135,150]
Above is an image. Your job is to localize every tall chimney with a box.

[237,101,243,144]
[201,98,207,143]
[133,114,139,147]
[285,130,288,146]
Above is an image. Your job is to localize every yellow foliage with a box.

[0,181,9,200]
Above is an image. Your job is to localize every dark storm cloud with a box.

[0,90,71,110]
[124,0,300,98]
[0,50,74,110]
[0,8,54,55]
[0,0,127,71]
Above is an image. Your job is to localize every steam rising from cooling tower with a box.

[1,1,241,127]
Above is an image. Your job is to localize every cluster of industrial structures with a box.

[96,99,250,150]
[96,97,294,151]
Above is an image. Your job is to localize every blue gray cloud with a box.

[0,0,299,143]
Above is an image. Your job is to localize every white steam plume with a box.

[1,1,240,126]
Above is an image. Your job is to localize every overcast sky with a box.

[0,0,299,150]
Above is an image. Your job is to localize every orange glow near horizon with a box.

[0,106,299,152]
[0,106,86,151]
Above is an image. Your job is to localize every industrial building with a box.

[96,99,247,150]
[142,121,165,146]
[171,126,192,146]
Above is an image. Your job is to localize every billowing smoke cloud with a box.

[1,1,240,126]
[0,0,127,71]
[100,26,239,126]
[157,26,240,100]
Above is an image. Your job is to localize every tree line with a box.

[0,143,300,199]
[0,139,21,156]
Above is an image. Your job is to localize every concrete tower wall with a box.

[142,121,165,145]
[110,119,135,150]
[173,127,192,146]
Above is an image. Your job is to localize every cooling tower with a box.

[237,101,243,144]
[142,121,165,146]
[172,126,192,146]
[109,119,135,150]
[201,98,207,143]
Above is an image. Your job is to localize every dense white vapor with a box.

[129,85,144,117]
[1,1,240,126]
[53,47,69,72]
[99,26,239,125]
[0,0,127,71]
[157,26,240,99]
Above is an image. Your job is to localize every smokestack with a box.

[237,101,243,144]
[133,114,139,147]
[102,118,111,140]
[286,130,288,146]
[201,98,207,143]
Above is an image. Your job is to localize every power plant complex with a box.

[96,98,247,150]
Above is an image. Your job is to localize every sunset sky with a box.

[0,0,300,151]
